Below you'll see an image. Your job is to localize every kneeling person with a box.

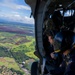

[50,31,75,75]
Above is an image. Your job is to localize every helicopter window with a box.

[60,10,75,17]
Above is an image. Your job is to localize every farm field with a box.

[0,22,37,75]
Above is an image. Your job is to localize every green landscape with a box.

[0,22,38,75]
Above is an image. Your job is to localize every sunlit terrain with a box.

[0,22,37,75]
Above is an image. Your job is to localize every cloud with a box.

[0,0,33,24]
[24,16,34,24]
[0,0,31,10]
[16,5,31,10]
[0,13,34,24]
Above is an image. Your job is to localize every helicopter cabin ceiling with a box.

[45,0,75,14]
[48,0,75,8]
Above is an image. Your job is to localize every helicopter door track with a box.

[41,58,46,75]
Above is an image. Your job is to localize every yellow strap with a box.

[54,49,61,53]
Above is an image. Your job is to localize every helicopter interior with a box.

[43,5,75,74]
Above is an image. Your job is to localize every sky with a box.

[0,0,34,24]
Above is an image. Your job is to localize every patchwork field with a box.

[0,22,38,75]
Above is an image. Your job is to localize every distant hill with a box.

[0,21,34,27]
[0,19,8,23]
[0,20,34,36]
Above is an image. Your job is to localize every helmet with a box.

[53,31,75,53]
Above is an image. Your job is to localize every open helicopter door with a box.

[25,0,48,75]
[25,0,75,75]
